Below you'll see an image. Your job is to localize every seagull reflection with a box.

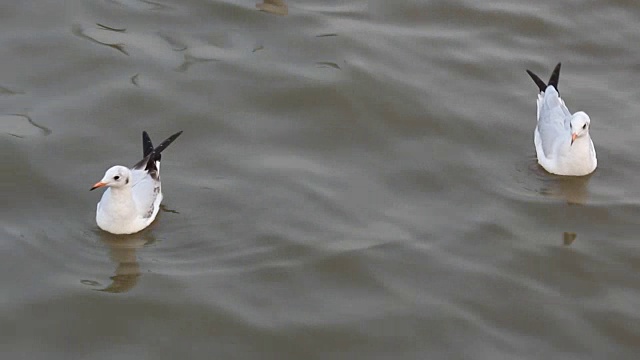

[539,173,593,205]
[563,232,577,246]
[98,231,156,293]
[525,159,593,205]
[256,0,288,16]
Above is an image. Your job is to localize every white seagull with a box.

[91,131,183,234]
[526,63,597,176]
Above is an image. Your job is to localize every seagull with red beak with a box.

[91,130,182,234]
[526,63,597,176]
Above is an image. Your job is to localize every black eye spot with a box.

[582,124,587,129]
[114,175,120,180]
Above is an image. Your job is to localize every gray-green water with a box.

[2,1,640,359]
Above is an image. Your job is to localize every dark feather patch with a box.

[526,69,547,93]
[142,131,154,158]
[548,62,561,92]
[132,131,183,179]
[526,62,562,94]
[153,131,183,156]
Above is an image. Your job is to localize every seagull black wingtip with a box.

[526,62,562,94]
[526,69,547,93]
[142,131,154,158]
[548,62,561,91]
[132,130,183,171]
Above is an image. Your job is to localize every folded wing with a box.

[131,170,160,218]
[537,87,571,157]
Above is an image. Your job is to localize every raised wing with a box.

[131,130,183,179]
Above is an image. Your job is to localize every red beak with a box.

[90,182,107,191]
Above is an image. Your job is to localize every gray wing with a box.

[537,86,571,157]
[131,169,161,218]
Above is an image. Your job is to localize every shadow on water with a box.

[539,173,593,206]
[96,231,156,294]
[563,231,577,246]
[526,158,594,205]
[523,159,595,247]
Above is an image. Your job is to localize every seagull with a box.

[526,63,597,176]
[90,131,183,234]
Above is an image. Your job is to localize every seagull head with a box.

[90,166,132,191]
[570,111,591,146]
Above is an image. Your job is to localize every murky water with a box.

[2,1,640,358]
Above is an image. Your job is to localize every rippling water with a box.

[3,0,640,359]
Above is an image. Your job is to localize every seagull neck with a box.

[565,135,596,172]
[571,135,592,153]
[107,185,135,205]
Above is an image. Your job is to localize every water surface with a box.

[2,0,640,359]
